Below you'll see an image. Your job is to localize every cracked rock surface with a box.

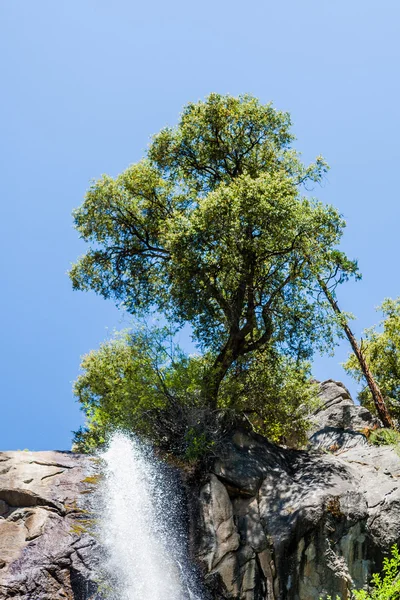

[1,381,398,600]
[191,381,400,599]
[0,450,100,599]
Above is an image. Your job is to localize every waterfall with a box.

[97,432,202,600]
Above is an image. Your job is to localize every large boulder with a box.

[312,380,380,433]
[192,421,400,598]
[308,380,381,452]
[0,450,100,599]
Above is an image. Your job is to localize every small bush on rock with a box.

[368,428,400,447]
[353,544,400,599]
[320,544,400,599]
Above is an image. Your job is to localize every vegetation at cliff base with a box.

[73,326,319,454]
[71,93,360,454]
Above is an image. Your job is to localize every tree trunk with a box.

[203,336,241,410]
[203,319,274,410]
[318,278,394,429]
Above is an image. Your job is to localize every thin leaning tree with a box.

[318,276,394,428]
[70,93,362,412]
[304,244,394,428]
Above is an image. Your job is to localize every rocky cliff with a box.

[191,381,396,599]
[0,381,399,600]
[0,450,99,599]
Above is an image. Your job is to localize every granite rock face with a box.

[0,450,100,600]
[1,381,398,600]
[311,379,380,435]
[191,381,399,599]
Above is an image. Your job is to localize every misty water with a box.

[97,433,202,600]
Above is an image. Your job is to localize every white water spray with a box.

[97,433,202,600]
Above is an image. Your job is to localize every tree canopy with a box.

[70,93,358,409]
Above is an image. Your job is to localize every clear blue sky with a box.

[1,1,399,450]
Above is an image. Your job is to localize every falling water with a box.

[97,433,202,600]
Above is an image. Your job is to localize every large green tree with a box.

[70,94,357,409]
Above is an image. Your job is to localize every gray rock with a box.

[1,381,398,600]
[192,424,400,599]
[309,427,369,451]
[198,474,240,574]
[311,380,380,434]
[0,450,100,600]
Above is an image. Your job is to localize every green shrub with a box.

[320,545,400,599]
[353,545,400,599]
[73,326,319,456]
[369,428,400,447]
[218,349,320,447]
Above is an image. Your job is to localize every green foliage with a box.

[72,326,204,452]
[344,298,400,422]
[73,327,318,454]
[219,349,320,446]
[183,428,215,462]
[320,545,400,599]
[70,93,358,408]
[369,428,400,447]
[352,545,400,599]
[367,428,400,459]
